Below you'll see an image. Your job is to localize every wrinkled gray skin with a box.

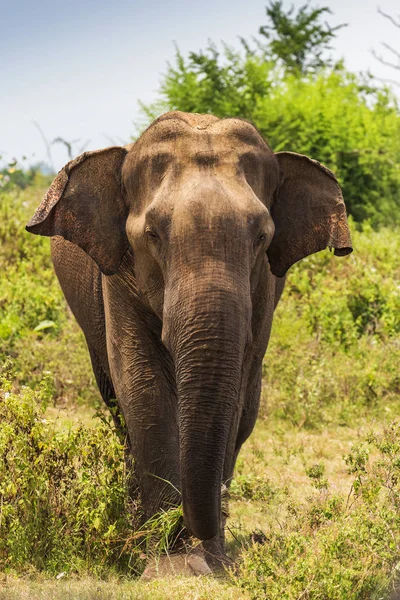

[27,111,352,575]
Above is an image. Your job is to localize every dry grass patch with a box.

[0,575,249,600]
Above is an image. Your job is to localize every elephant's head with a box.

[27,111,352,540]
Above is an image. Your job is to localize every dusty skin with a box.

[26,111,352,576]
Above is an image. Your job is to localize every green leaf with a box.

[33,320,56,332]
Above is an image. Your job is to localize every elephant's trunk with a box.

[163,270,251,540]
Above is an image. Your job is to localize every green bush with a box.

[0,177,98,405]
[0,162,42,193]
[0,175,66,344]
[253,71,400,224]
[0,369,135,576]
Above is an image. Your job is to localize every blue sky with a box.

[1,0,399,170]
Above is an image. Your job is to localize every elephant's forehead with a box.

[137,114,269,159]
[152,111,220,130]
[123,114,277,211]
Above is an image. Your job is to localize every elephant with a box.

[27,111,352,576]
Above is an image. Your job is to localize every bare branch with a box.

[52,137,91,160]
[372,49,400,71]
[102,134,119,146]
[102,133,127,147]
[381,42,400,61]
[373,76,400,88]
[372,9,400,82]
[78,140,91,154]
[52,137,74,161]
[377,7,400,28]
[33,121,55,173]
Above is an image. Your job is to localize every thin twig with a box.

[226,524,242,545]
[381,42,400,60]
[371,50,400,71]
[378,7,400,28]
[373,76,400,88]
[297,575,316,599]
[345,482,354,511]
[32,121,55,172]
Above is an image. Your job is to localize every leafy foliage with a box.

[138,44,274,122]
[258,1,347,74]
[0,177,98,404]
[0,160,42,192]
[0,369,134,576]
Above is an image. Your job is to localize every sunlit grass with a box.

[0,575,249,600]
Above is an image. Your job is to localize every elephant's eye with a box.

[256,233,267,245]
[145,228,159,242]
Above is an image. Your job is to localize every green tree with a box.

[258,1,347,74]
[139,44,274,122]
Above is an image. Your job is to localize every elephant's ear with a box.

[26,147,129,275]
[267,151,352,277]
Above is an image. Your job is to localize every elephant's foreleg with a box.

[113,348,180,518]
[233,364,262,462]
[103,279,181,521]
[88,345,128,443]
